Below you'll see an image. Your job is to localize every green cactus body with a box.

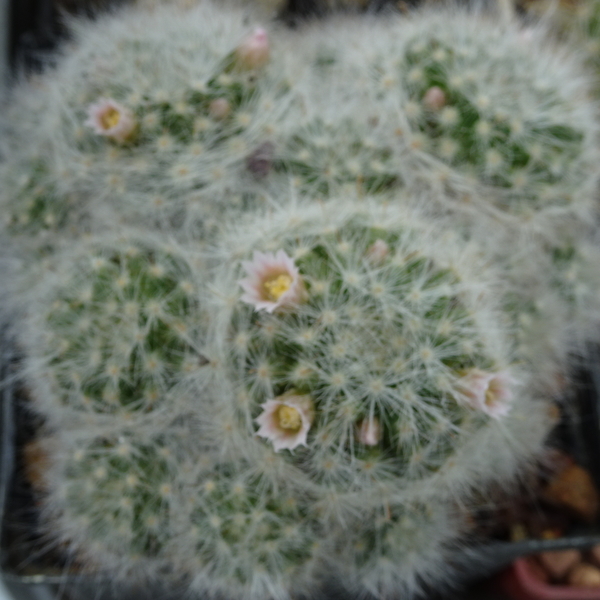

[0,2,294,247]
[205,198,551,504]
[280,9,599,226]
[20,234,204,418]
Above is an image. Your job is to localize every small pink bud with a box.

[209,98,231,120]
[366,239,390,265]
[246,141,275,179]
[357,417,382,446]
[423,86,447,111]
[235,28,270,70]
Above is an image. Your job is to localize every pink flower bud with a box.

[423,86,447,111]
[366,239,390,265]
[246,141,275,179]
[209,98,231,120]
[357,417,382,446]
[235,28,270,70]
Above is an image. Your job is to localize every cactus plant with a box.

[204,197,553,504]
[2,1,599,599]
[270,8,599,233]
[0,1,298,250]
[12,197,555,600]
[15,232,207,423]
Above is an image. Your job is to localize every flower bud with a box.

[423,86,446,111]
[235,28,270,69]
[209,98,231,120]
[357,417,382,446]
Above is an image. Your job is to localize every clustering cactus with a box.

[278,9,599,229]
[18,234,206,421]
[207,198,534,501]
[2,1,600,599]
[0,1,296,249]
[530,0,600,91]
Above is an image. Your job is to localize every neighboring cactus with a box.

[269,7,600,377]
[0,2,296,248]
[205,198,553,503]
[16,233,206,422]
[274,9,599,230]
[528,0,600,92]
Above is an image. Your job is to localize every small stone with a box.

[568,563,600,587]
[538,549,581,580]
[543,463,599,523]
[526,557,550,584]
[541,528,563,540]
[509,523,528,542]
[539,550,581,580]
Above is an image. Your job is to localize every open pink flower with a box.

[85,98,136,143]
[235,28,270,69]
[356,416,382,446]
[255,394,314,452]
[239,250,305,313]
[458,369,516,418]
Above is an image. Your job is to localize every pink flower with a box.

[423,86,447,111]
[457,369,516,418]
[85,99,136,143]
[366,239,390,265]
[255,394,314,452]
[356,416,382,446]
[239,250,306,313]
[235,28,270,69]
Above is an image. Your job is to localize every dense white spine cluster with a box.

[1,1,599,599]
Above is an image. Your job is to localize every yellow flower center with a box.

[276,405,302,432]
[484,384,498,407]
[263,274,292,301]
[101,108,121,130]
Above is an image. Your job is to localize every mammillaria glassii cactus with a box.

[276,9,597,232]
[1,1,595,599]
[16,233,206,423]
[197,196,554,596]
[10,195,555,600]
[0,1,295,250]
[258,9,600,371]
[205,198,553,505]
